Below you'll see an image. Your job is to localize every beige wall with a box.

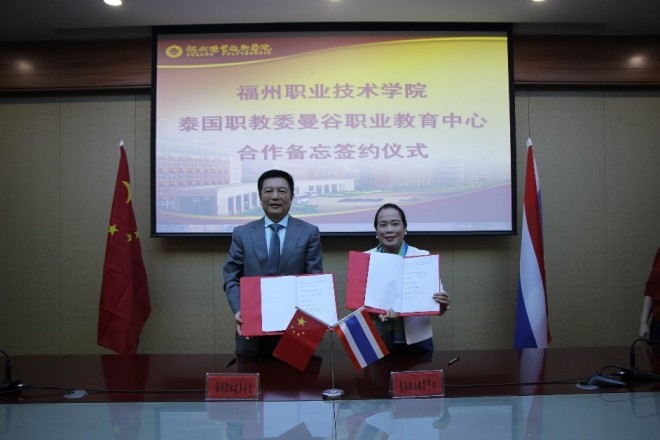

[1,90,659,355]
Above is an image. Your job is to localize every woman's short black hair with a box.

[373,203,407,229]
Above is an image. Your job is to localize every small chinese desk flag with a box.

[273,308,329,371]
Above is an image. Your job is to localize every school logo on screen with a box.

[165,45,183,58]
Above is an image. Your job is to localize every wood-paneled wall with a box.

[0,35,659,92]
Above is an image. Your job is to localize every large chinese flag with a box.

[98,142,151,355]
[273,309,328,371]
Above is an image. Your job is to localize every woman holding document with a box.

[366,203,451,353]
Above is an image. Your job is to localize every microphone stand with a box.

[618,337,660,382]
[322,330,344,399]
[0,349,22,393]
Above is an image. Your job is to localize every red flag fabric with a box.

[98,143,151,355]
[101,355,150,439]
[273,309,328,371]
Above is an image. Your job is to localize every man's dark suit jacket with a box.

[222,216,323,356]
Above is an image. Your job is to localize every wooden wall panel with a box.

[0,35,659,92]
[513,36,660,86]
[0,39,151,92]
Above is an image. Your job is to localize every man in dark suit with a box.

[222,169,323,357]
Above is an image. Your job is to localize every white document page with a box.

[400,255,440,313]
[295,274,338,325]
[364,253,405,311]
[260,276,298,332]
[403,316,434,344]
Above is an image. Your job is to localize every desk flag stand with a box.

[322,330,344,399]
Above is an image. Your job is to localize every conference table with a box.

[2,347,660,438]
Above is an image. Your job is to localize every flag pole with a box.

[322,329,344,399]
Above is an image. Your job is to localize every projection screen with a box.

[152,23,516,236]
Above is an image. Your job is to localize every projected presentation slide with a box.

[152,25,514,235]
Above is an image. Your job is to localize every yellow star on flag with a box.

[108,224,119,236]
[122,180,132,204]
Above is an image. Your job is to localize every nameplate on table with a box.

[205,373,260,400]
[389,370,445,398]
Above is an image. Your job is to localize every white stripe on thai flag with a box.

[335,308,389,370]
[514,138,551,349]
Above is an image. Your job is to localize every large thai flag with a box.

[514,138,551,349]
[334,308,389,370]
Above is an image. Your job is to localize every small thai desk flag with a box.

[514,138,551,349]
[98,141,151,355]
[334,308,389,370]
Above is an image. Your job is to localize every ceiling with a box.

[3,0,660,42]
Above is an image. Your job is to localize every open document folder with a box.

[239,273,338,336]
[345,251,442,315]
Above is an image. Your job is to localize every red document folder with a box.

[345,251,441,316]
[240,274,337,337]
[239,276,279,337]
[345,251,371,310]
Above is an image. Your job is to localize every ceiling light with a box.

[104,0,123,6]
[16,59,34,73]
[628,55,646,68]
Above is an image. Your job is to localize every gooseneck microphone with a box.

[0,349,22,393]
[619,337,660,382]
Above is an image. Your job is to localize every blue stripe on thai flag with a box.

[335,308,389,370]
[514,138,551,349]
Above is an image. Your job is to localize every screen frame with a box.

[150,22,517,238]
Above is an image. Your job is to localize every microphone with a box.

[619,337,660,382]
[585,371,626,388]
[0,349,22,393]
